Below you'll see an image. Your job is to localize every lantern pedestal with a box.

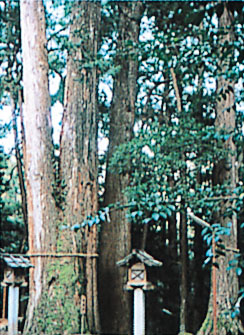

[134,288,145,335]
[8,285,19,335]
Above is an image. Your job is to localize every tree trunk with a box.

[10,95,28,251]
[191,222,209,333]
[197,5,238,335]
[20,0,58,333]
[99,3,143,334]
[21,1,101,333]
[59,1,101,333]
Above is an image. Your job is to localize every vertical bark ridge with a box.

[59,2,101,333]
[197,5,238,335]
[20,0,58,332]
[214,5,238,334]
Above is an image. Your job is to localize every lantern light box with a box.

[117,248,162,290]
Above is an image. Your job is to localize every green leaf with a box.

[160,212,167,219]
[152,213,160,221]
[236,267,242,276]
[168,204,176,211]
[71,223,80,230]
[165,207,172,217]
[131,211,138,219]
[99,212,106,222]
[203,257,211,266]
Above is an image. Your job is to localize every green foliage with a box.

[0,146,10,222]
[0,0,21,97]
[44,1,69,106]
[69,205,111,231]
[0,145,25,252]
[201,222,233,267]
[108,115,232,227]
[0,1,25,252]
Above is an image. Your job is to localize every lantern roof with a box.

[1,254,34,269]
[116,249,162,267]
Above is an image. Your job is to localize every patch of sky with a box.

[51,102,63,145]
[204,72,216,94]
[99,77,113,106]
[0,60,8,76]
[150,96,162,111]
[45,0,66,25]
[142,145,154,158]
[100,35,117,59]
[236,70,244,105]
[97,81,111,155]
[99,41,110,58]
[0,105,14,153]
[98,132,108,156]
[211,13,218,28]
[49,73,61,96]
[48,69,63,145]
[140,16,155,43]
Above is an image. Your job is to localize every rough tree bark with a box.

[20,1,58,333]
[21,1,101,334]
[99,3,143,335]
[59,1,101,333]
[197,5,238,335]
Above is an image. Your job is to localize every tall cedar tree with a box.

[20,0,100,333]
[20,1,58,332]
[59,1,100,332]
[99,3,143,334]
[197,4,239,335]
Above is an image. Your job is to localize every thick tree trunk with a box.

[21,1,101,333]
[197,5,238,335]
[59,1,101,333]
[20,1,58,333]
[213,5,238,334]
[99,3,143,334]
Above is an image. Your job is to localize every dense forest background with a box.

[0,1,244,335]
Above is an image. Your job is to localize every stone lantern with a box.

[1,255,33,335]
[117,249,162,335]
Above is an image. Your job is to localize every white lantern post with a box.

[134,287,145,335]
[8,285,19,335]
[117,249,163,335]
